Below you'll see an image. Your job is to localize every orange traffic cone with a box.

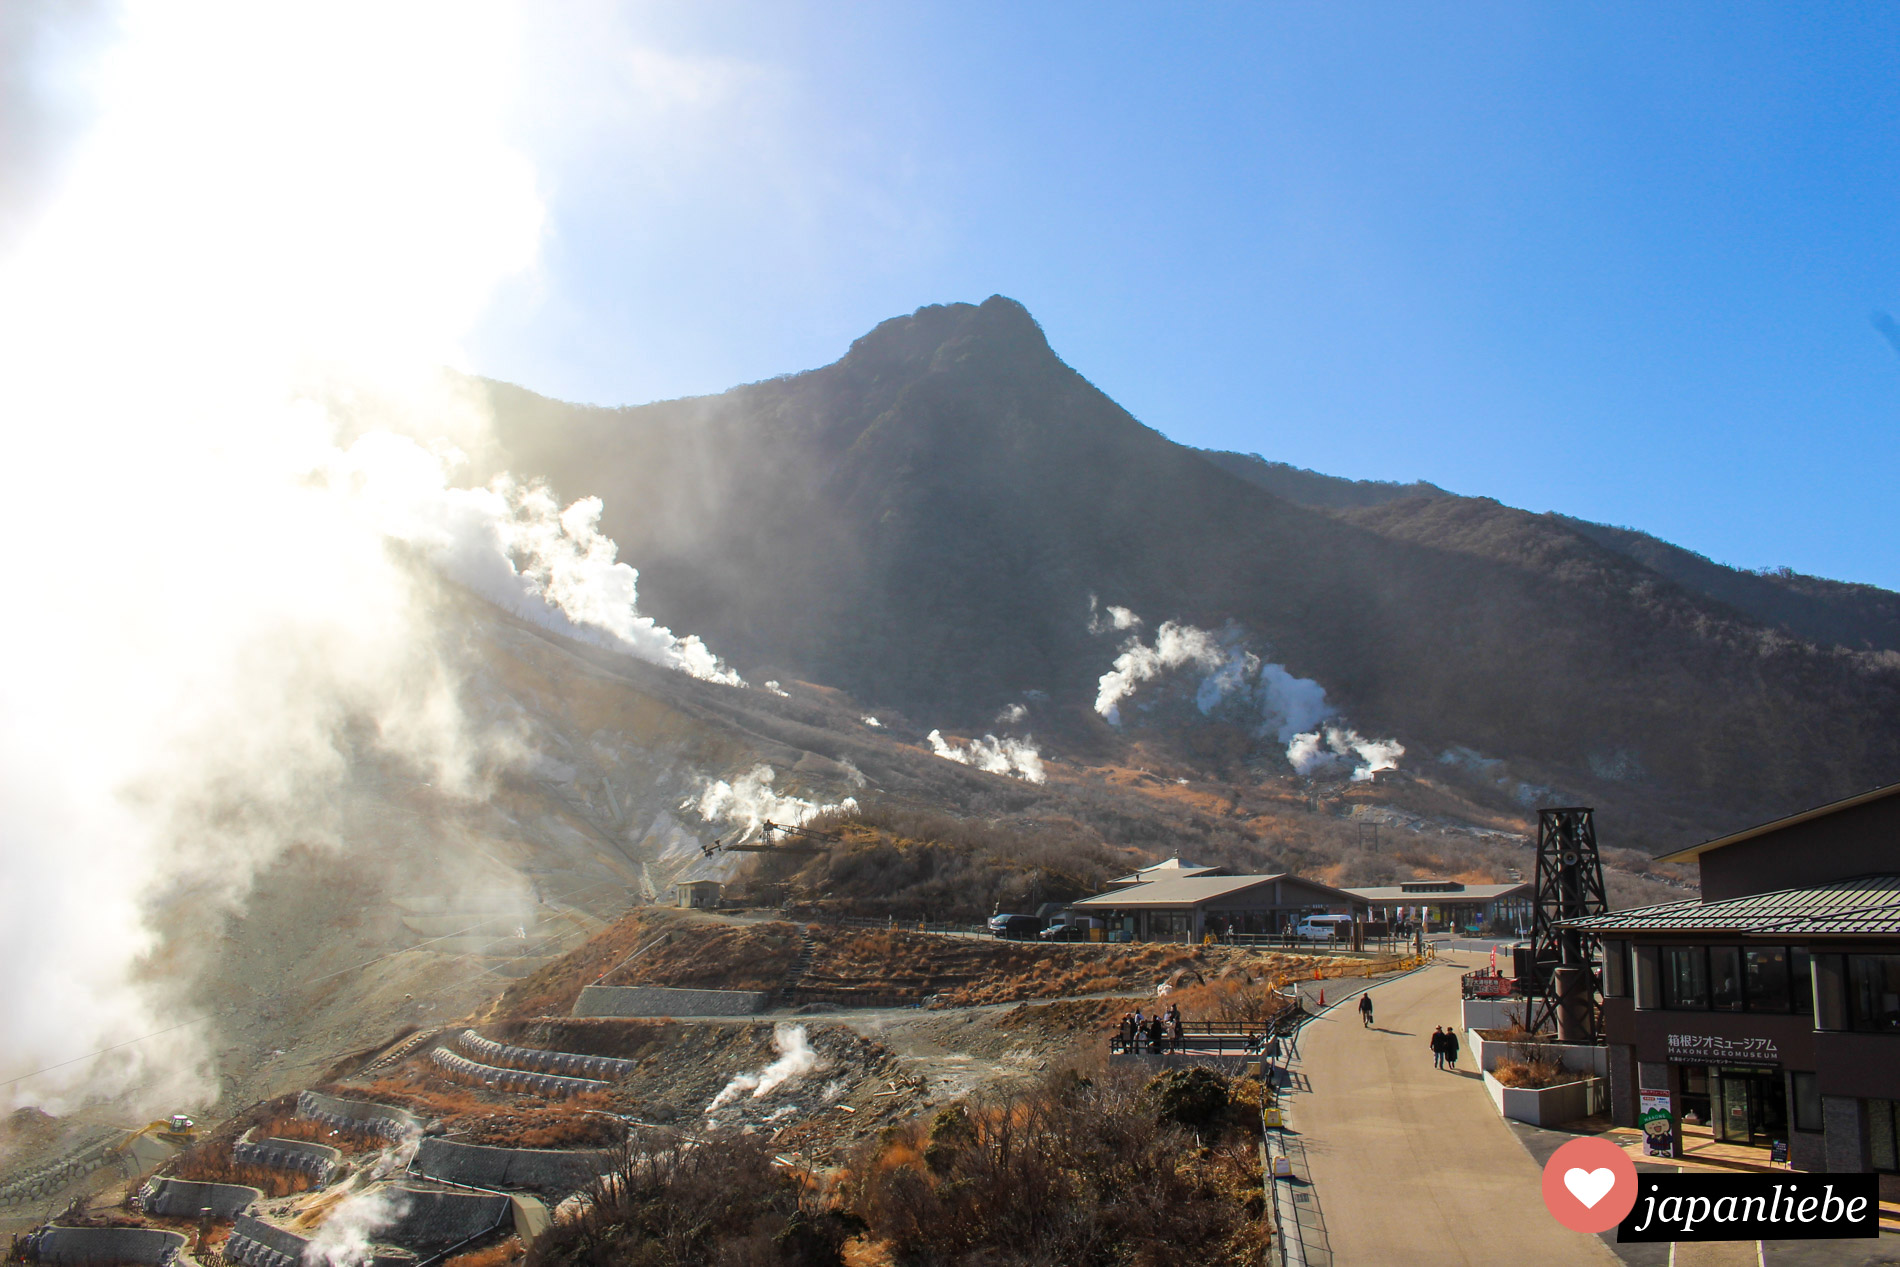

[1318,988,1325,1007]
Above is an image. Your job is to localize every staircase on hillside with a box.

[775,927,817,1002]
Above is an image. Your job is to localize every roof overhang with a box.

[1655,781,1900,864]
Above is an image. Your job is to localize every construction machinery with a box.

[700,820,842,857]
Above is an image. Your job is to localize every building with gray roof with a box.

[1072,869,1366,942]
[1562,781,1900,1193]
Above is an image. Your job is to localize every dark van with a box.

[987,913,1041,940]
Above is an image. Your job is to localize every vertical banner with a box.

[1640,1094,1675,1157]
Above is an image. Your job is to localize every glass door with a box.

[1713,1070,1753,1144]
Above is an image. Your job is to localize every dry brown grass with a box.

[1491,1053,1574,1089]
[170,1154,313,1199]
[341,1071,621,1148]
[445,1236,523,1267]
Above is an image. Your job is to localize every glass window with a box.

[1664,946,1709,1009]
[1744,946,1790,1012]
[1848,955,1900,1033]
[1790,948,1812,1014]
[1709,946,1743,1011]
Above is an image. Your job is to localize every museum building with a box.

[1568,782,1900,1193]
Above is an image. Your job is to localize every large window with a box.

[1744,946,1790,1012]
[1790,948,1813,1014]
[1658,944,1817,1012]
[1710,946,1743,1011]
[1665,946,1709,1009]
[1848,955,1900,1033]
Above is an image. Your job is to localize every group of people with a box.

[1116,1003,1186,1054]
[1430,1024,1461,1070]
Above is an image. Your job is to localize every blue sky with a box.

[465,3,1900,589]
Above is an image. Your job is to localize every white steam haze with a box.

[692,765,858,841]
[926,730,1047,784]
[1092,610,1402,778]
[0,2,730,1115]
[705,1023,822,1116]
[300,1185,412,1267]
[1287,727,1406,782]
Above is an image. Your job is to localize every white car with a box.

[1293,915,1353,941]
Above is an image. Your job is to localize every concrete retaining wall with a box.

[296,1091,423,1141]
[411,1139,616,1195]
[572,985,769,1018]
[137,1178,262,1220]
[458,1032,633,1081]
[231,1136,339,1186]
[0,1135,121,1207]
[378,1186,513,1252]
[430,1049,606,1098]
[24,1227,186,1266]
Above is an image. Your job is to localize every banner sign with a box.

[1618,1173,1879,1241]
[1639,1094,1674,1157]
[1665,1033,1780,1064]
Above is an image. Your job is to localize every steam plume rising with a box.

[1092,612,1329,740]
[926,730,1047,783]
[1287,726,1406,782]
[0,1,726,1114]
[705,1024,821,1116]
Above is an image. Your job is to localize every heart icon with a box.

[1563,1166,1616,1209]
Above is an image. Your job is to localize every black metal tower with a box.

[1525,807,1609,1042]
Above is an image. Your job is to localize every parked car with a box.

[1039,916,1104,941]
[988,913,1042,939]
[1293,914,1354,941]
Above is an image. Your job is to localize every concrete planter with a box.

[1466,1029,1607,1079]
[1482,1070,1601,1127]
[1460,997,1532,1033]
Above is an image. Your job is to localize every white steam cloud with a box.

[1092,611,1402,778]
[706,1023,821,1115]
[927,730,1047,784]
[301,1185,411,1267]
[334,434,739,683]
[692,765,858,841]
[1087,594,1143,635]
[1287,726,1406,782]
[0,2,728,1115]
[1092,614,1329,740]
[995,703,1028,725]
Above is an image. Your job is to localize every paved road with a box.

[1283,952,1620,1267]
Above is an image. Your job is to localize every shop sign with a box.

[1640,1094,1674,1157]
[1665,1033,1779,1064]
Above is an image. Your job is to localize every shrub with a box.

[1143,1066,1229,1129]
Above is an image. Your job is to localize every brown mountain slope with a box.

[482,295,1900,830]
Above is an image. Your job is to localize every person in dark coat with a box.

[1170,1014,1185,1053]
[1442,1025,1460,1071]
[1430,1026,1446,1069]
[1148,1016,1166,1054]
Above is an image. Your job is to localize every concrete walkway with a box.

[1281,953,1620,1267]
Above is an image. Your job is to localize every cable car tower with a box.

[1525,807,1609,1042]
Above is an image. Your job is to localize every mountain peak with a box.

[842,295,1053,377]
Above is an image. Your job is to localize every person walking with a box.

[1265,1032,1283,1079]
[1148,1015,1166,1055]
[1443,1025,1460,1072]
[1170,1013,1185,1054]
[1430,1026,1446,1069]
[1357,993,1374,1028]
